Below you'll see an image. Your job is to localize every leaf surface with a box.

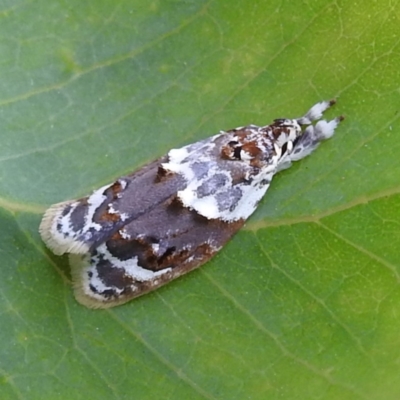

[1,1,399,399]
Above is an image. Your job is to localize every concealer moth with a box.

[40,100,343,308]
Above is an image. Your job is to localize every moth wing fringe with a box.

[39,200,90,256]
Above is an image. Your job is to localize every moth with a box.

[40,100,343,308]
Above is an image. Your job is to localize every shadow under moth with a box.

[40,100,343,308]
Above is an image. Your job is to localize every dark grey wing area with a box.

[39,156,186,255]
[71,198,245,308]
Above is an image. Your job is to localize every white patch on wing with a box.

[118,179,127,190]
[119,228,131,239]
[70,243,173,307]
[96,243,172,281]
[168,147,190,164]
[151,243,160,253]
[85,183,113,232]
[174,145,280,221]
[179,190,220,219]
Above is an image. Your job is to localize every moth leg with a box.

[296,99,336,125]
[290,116,344,162]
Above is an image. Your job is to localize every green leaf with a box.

[1,0,399,399]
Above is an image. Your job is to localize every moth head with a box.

[271,119,302,148]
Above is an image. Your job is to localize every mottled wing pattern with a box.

[40,156,184,255]
[71,200,244,308]
[40,100,343,308]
